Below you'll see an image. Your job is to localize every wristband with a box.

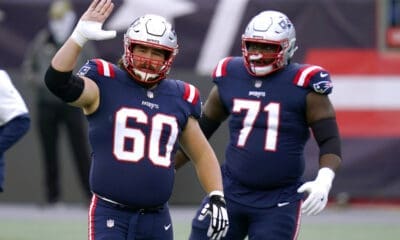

[209,190,224,197]
[316,167,335,187]
[70,21,88,47]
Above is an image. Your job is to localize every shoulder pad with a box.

[93,58,116,78]
[212,57,234,78]
[293,65,333,94]
[77,59,116,81]
[182,82,200,105]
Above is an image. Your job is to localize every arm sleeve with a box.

[310,117,342,158]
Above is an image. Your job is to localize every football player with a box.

[175,10,342,239]
[44,0,228,239]
[0,69,30,192]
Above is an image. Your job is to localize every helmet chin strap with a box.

[133,69,159,82]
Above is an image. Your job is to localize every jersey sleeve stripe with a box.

[293,65,322,87]
[213,57,232,78]
[183,83,200,105]
[94,59,115,78]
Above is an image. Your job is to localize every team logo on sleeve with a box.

[77,66,90,76]
[313,80,333,94]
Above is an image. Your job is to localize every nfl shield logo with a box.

[254,80,262,88]
[147,90,154,98]
[106,219,115,228]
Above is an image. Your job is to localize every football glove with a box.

[198,191,229,240]
[71,20,116,47]
[297,167,335,216]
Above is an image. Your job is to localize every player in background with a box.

[21,0,94,205]
[0,69,30,192]
[44,0,228,239]
[175,10,342,239]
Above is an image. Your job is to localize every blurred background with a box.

[0,0,399,206]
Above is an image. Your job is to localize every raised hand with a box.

[71,0,116,47]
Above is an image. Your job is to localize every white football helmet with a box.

[123,14,178,85]
[242,10,298,76]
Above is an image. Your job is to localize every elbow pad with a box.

[310,118,342,158]
[44,65,84,102]
[198,114,221,139]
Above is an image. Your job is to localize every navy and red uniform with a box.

[190,57,333,240]
[77,59,201,240]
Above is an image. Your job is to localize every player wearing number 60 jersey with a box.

[175,10,342,240]
[44,1,228,239]
[79,58,201,207]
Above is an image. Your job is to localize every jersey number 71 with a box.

[233,99,280,151]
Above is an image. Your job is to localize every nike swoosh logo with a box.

[320,72,329,78]
[277,202,290,207]
[164,223,172,231]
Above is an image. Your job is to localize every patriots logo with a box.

[313,80,333,94]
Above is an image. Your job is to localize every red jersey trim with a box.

[213,57,233,78]
[94,59,115,78]
[183,83,200,105]
[293,65,323,87]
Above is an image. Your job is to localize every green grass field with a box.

[0,204,399,240]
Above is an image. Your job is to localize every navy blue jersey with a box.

[213,57,333,191]
[77,59,201,207]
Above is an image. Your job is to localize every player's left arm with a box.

[179,117,228,239]
[307,91,341,170]
[297,91,342,215]
[179,116,223,195]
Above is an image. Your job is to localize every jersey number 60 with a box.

[113,108,179,167]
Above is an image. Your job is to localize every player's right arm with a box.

[179,116,229,239]
[49,38,100,114]
[49,38,101,114]
[45,0,116,114]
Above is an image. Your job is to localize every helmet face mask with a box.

[123,14,178,86]
[242,10,298,77]
[243,40,283,76]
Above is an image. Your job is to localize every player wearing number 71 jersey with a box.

[44,1,228,239]
[175,10,342,240]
